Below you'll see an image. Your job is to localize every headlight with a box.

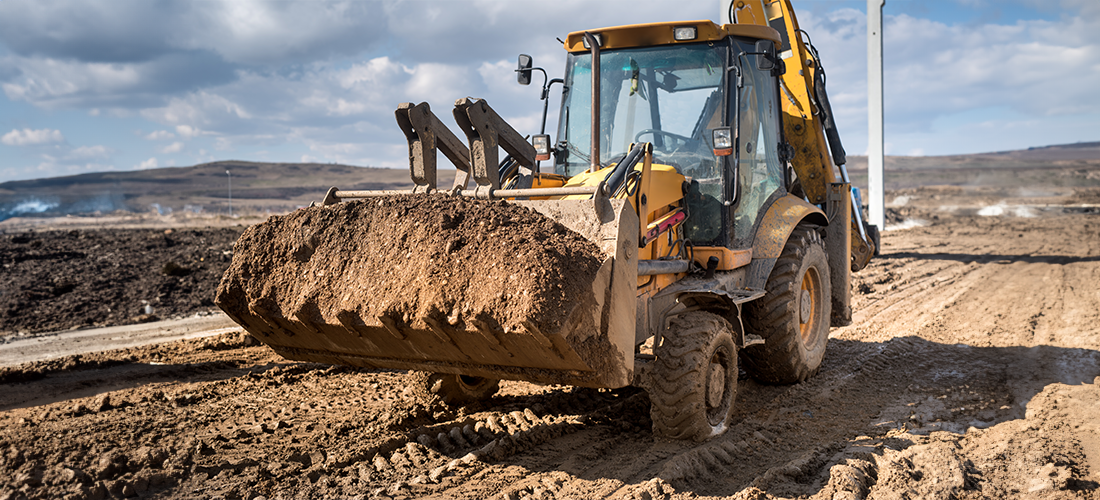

[673,26,697,41]
[712,128,733,156]
[532,134,551,161]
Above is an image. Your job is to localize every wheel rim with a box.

[704,346,734,426]
[799,265,823,344]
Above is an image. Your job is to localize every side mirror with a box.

[517,54,533,85]
[754,40,776,71]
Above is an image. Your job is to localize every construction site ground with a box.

[2,186,1099,499]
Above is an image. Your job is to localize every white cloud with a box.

[336,57,404,89]
[2,128,64,146]
[0,0,1098,183]
[175,124,208,138]
[795,4,1100,155]
[145,130,175,140]
[404,63,472,103]
[0,135,119,181]
[176,124,198,137]
[67,145,113,159]
[0,57,144,108]
[138,157,158,169]
[0,1,389,64]
[161,141,184,153]
[171,1,389,64]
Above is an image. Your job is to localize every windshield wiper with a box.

[565,141,591,165]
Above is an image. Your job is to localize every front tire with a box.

[742,225,831,384]
[648,312,738,442]
[417,373,499,406]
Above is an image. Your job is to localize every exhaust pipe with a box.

[585,32,601,170]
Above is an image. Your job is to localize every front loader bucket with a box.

[216,194,638,388]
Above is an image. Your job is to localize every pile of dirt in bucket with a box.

[216,195,604,342]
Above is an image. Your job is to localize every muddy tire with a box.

[648,312,738,442]
[742,225,831,384]
[419,373,499,406]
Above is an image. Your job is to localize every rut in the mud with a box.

[216,195,603,350]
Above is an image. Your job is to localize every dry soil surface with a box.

[0,227,242,337]
[1,208,1099,499]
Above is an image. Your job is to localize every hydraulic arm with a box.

[730,0,876,270]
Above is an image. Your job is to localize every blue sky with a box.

[1,0,1097,183]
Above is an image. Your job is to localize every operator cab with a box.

[549,21,788,250]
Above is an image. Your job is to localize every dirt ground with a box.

[1,192,1099,499]
[0,227,243,337]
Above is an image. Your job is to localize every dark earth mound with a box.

[1,227,243,336]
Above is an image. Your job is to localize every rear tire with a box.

[418,373,499,406]
[742,225,831,384]
[648,312,738,442]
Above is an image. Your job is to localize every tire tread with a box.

[742,226,831,384]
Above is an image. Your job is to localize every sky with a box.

[0,0,1097,183]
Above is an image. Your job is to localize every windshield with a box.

[555,43,727,181]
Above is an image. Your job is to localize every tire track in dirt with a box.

[332,388,654,498]
[411,334,925,499]
[634,337,927,496]
[848,258,985,343]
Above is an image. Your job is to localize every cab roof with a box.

[563,20,781,53]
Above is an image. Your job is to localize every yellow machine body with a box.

[219,3,864,394]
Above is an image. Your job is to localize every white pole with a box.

[719,0,734,24]
[867,0,885,229]
[226,170,232,217]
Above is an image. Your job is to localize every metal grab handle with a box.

[453,97,537,198]
[395,102,474,193]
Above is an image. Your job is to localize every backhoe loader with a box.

[216,0,877,442]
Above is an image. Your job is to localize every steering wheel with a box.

[634,129,692,154]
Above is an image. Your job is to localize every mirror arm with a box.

[540,78,564,136]
[729,56,744,89]
[543,78,563,100]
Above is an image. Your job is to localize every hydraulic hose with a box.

[600,142,645,197]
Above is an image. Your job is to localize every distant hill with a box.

[0,160,439,221]
[2,141,1098,221]
[845,141,1100,171]
[839,141,1100,192]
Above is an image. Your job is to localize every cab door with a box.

[731,45,786,249]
